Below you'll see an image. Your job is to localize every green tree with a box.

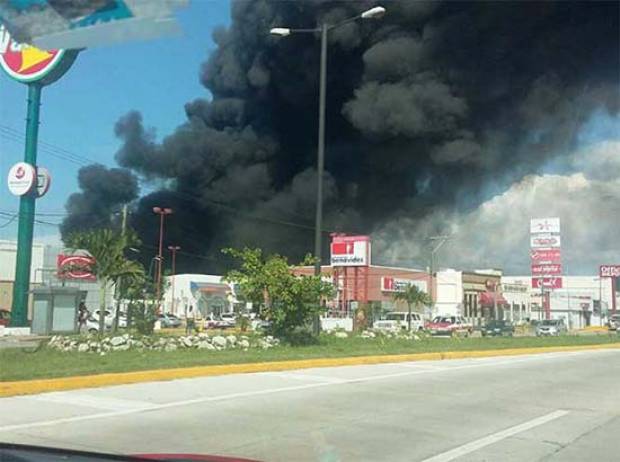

[392,284,432,331]
[222,248,333,341]
[66,229,144,334]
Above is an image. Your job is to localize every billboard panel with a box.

[600,265,620,278]
[57,254,96,281]
[330,235,370,267]
[530,217,560,234]
[531,264,562,276]
[530,249,561,263]
[530,234,561,248]
[532,277,563,289]
[381,277,427,293]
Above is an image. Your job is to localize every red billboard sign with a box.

[330,235,370,267]
[532,277,563,289]
[530,249,561,263]
[600,265,620,278]
[57,254,96,281]
[531,264,562,276]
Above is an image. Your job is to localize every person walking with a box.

[78,302,89,333]
[186,305,196,335]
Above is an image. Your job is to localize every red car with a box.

[425,316,472,336]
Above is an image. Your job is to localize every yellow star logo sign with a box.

[18,45,53,72]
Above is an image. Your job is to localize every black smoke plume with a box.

[62,1,619,273]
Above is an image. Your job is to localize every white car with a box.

[536,319,567,336]
[91,309,127,328]
[373,312,425,331]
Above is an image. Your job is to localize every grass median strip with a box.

[1,335,619,397]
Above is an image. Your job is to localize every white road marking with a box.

[419,409,570,462]
[0,349,614,433]
[26,393,154,411]
[267,372,347,383]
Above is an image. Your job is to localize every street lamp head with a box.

[168,245,181,251]
[152,206,162,214]
[361,6,386,19]
[270,27,291,37]
[163,208,173,215]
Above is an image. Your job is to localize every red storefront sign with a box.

[530,249,561,263]
[57,254,96,280]
[531,264,562,276]
[532,277,563,289]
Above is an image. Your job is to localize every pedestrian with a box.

[186,305,195,335]
[78,302,89,333]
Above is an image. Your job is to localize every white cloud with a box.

[374,141,620,274]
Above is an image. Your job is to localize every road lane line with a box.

[0,352,596,433]
[26,393,154,411]
[267,372,347,383]
[419,410,570,462]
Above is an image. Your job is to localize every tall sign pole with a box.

[1,25,78,327]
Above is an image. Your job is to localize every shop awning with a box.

[479,291,508,306]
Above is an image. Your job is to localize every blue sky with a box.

[0,0,231,242]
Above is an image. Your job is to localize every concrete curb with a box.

[2,342,619,398]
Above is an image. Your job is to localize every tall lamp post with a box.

[153,207,173,311]
[271,5,386,334]
[168,245,181,315]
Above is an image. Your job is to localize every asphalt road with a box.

[1,349,619,461]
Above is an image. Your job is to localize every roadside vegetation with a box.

[2,332,618,382]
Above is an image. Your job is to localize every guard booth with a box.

[30,287,86,335]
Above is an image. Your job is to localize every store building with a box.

[162,274,237,319]
[502,275,615,329]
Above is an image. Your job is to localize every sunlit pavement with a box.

[1,349,619,462]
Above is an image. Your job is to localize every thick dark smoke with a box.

[62,1,619,273]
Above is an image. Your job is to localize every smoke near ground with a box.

[61,1,619,274]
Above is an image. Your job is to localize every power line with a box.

[0,125,98,165]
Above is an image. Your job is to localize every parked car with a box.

[92,309,127,328]
[426,316,472,336]
[536,319,567,336]
[158,313,182,328]
[481,320,515,337]
[373,312,424,331]
[608,314,620,331]
[0,309,10,327]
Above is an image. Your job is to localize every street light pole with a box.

[153,207,173,311]
[314,22,328,279]
[270,5,386,336]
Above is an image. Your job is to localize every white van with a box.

[373,312,424,332]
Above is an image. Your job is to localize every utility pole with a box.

[153,207,173,312]
[168,245,181,315]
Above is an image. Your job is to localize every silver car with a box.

[536,319,567,336]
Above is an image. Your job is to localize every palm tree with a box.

[392,284,432,331]
[66,229,144,334]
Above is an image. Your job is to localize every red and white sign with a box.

[330,235,370,267]
[531,264,562,276]
[530,234,561,248]
[530,217,560,234]
[600,265,620,278]
[532,277,563,289]
[381,277,427,293]
[7,162,36,196]
[0,25,67,83]
[530,249,561,263]
[57,254,96,281]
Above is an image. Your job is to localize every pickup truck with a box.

[373,312,424,331]
[426,316,472,336]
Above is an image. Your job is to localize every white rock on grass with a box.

[164,343,178,352]
[110,336,125,347]
[226,335,237,346]
[182,337,193,348]
[198,341,216,350]
[78,343,89,352]
[212,336,227,348]
[238,339,250,349]
[334,331,348,338]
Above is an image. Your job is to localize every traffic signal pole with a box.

[10,83,42,327]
